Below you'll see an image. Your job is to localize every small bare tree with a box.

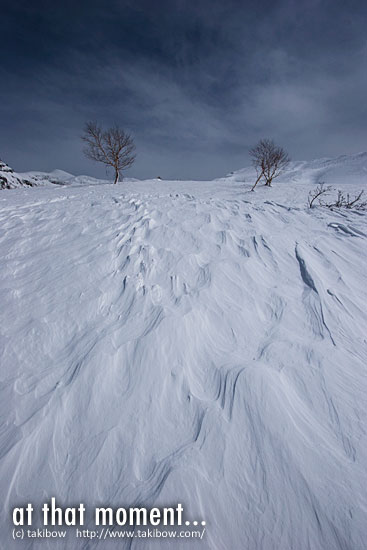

[249,139,290,191]
[82,122,136,184]
[307,182,331,208]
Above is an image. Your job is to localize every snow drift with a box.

[0,162,366,549]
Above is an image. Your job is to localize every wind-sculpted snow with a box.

[0,179,366,549]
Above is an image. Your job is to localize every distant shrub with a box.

[308,184,367,210]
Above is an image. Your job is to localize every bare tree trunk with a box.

[113,169,119,184]
[251,171,263,191]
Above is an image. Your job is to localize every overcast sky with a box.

[1,0,366,180]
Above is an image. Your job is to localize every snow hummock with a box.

[0,158,366,549]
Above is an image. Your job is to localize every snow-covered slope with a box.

[0,174,366,549]
[19,168,75,187]
[229,151,367,186]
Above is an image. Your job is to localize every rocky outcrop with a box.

[0,160,34,189]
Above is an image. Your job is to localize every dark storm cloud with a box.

[1,0,366,179]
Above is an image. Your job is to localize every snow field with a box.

[0,177,366,549]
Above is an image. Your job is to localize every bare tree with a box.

[307,182,331,208]
[249,139,290,191]
[82,122,136,184]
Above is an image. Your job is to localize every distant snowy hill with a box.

[2,152,366,190]
[0,160,75,189]
[228,152,367,186]
[0,160,141,190]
